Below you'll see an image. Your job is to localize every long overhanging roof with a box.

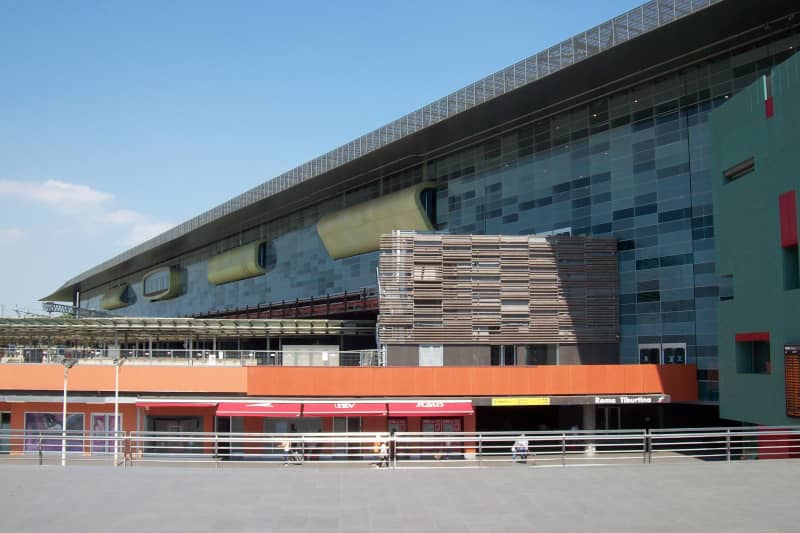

[46,0,799,299]
[0,317,376,342]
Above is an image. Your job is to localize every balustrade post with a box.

[726,429,731,462]
[561,433,566,466]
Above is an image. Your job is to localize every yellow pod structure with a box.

[142,267,183,301]
[101,284,132,310]
[317,182,437,259]
[208,241,268,285]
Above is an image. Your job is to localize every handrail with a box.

[0,347,386,367]
[2,426,800,467]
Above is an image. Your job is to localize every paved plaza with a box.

[1,460,799,532]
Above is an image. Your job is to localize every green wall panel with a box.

[712,51,800,425]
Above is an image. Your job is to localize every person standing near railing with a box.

[389,429,397,467]
[379,440,389,468]
[512,435,529,464]
[372,435,388,467]
[282,437,293,466]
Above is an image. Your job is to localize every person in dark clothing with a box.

[389,429,397,467]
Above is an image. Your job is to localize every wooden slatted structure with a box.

[785,346,800,417]
[378,232,618,345]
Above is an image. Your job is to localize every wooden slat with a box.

[378,232,618,345]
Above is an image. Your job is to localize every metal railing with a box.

[41,302,113,318]
[0,429,127,466]
[3,425,800,468]
[0,347,386,367]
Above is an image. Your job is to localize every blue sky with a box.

[0,0,642,315]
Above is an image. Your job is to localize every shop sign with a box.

[594,395,667,405]
[491,397,551,406]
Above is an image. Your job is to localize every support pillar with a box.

[582,404,596,456]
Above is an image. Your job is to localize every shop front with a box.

[136,400,218,454]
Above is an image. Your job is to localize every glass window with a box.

[662,343,687,364]
[783,245,799,290]
[143,270,169,296]
[419,345,443,367]
[491,345,519,366]
[419,188,437,226]
[524,345,558,365]
[737,341,771,374]
[639,344,661,364]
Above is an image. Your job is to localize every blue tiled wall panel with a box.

[80,41,799,401]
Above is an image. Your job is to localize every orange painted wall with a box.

[0,364,696,401]
[0,401,138,432]
[0,401,138,454]
[0,364,247,394]
[246,365,697,401]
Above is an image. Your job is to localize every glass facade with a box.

[82,34,799,402]
[426,39,798,402]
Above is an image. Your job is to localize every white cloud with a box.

[0,227,24,243]
[0,179,173,247]
[0,179,112,209]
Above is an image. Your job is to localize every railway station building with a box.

[2,0,799,450]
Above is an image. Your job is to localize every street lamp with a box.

[113,358,125,466]
[61,358,78,467]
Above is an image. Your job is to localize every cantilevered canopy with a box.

[0,317,375,343]
[45,0,785,298]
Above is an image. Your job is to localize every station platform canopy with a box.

[0,317,375,343]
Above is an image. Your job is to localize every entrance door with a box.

[91,413,122,454]
[0,412,10,454]
[597,406,621,430]
[422,418,462,459]
[333,417,362,459]
[215,416,231,459]
[147,416,202,454]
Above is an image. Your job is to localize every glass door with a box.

[0,413,10,454]
[91,413,122,454]
[333,417,362,459]
[147,416,202,454]
[215,416,231,459]
[597,406,621,430]
[422,418,462,459]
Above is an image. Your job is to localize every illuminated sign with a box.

[491,397,551,406]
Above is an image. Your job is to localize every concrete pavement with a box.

[1,460,798,532]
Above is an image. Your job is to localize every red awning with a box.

[216,401,301,417]
[136,401,217,408]
[388,401,474,417]
[303,402,387,417]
